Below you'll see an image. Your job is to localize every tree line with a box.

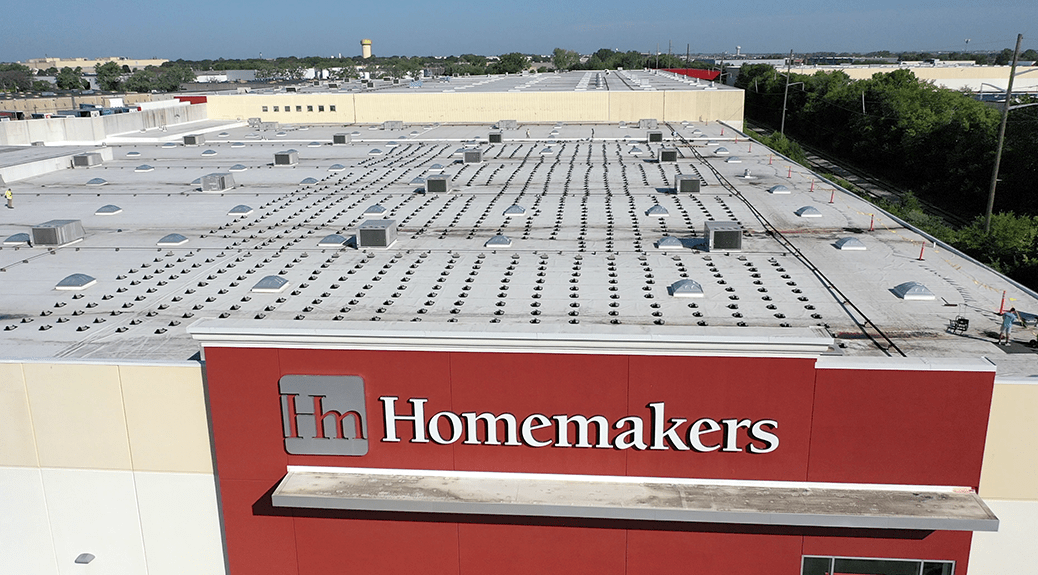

[735,64,1038,287]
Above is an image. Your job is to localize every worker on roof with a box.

[4,188,12,209]
[999,307,1019,346]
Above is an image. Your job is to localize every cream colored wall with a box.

[799,65,1038,92]
[0,361,224,575]
[204,90,745,125]
[978,382,1038,501]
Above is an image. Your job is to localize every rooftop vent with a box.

[668,279,704,298]
[704,220,742,252]
[300,177,318,184]
[503,204,527,216]
[426,174,450,194]
[228,205,253,216]
[183,134,205,146]
[201,173,236,192]
[383,121,404,131]
[485,234,512,248]
[893,281,936,301]
[32,220,84,246]
[795,206,822,218]
[72,152,102,167]
[363,204,387,215]
[658,148,678,163]
[489,132,503,143]
[768,185,790,194]
[229,164,248,172]
[157,233,188,246]
[94,204,122,215]
[274,151,298,166]
[463,149,482,164]
[656,236,684,249]
[86,178,108,187]
[135,164,154,172]
[646,205,670,217]
[714,147,730,155]
[647,130,663,143]
[835,237,867,250]
[252,275,289,293]
[3,233,30,245]
[333,133,351,145]
[328,164,346,172]
[675,174,700,193]
[638,118,658,129]
[55,273,96,291]
[357,219,398,248]
[318,234,348,247]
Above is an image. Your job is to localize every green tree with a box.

[489,53,529,74]
[155,65,194,91]
[95,61,124,91]
[552,48,580,71]
[0,63,33,91]
[123,68,156,92]
[55,67,86,90]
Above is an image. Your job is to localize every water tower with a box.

[361,39,372,59]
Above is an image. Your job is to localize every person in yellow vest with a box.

[4,188,11,209]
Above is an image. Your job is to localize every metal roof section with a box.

[668,279,704,298]
[94,204,122,216]
[157,233,189,246]
[893,281,936,301]
[55,273,97,291]
[835,237,867,251]
[271,467,999,532]
[252,275,289,293]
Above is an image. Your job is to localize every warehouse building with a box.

[0,72,1035,575]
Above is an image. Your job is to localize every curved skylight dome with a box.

[299,177,319,184]
[351,131,361,136]
[307,141,321,147]
[285,149,298,153]
[363,204,387,215]
[4,232,30,245]
[135,164,154,172]
[231,142,245,148]
[668,279,704,298]
[218,132,230,137]
[540,147,554,155]
[157,233,188,246]
[328,164,346,172]
[162,142,177,148]
[656,236,683,249]
[503,204,527,216]
[628,146,644,156]
[646,205,670,217]
[835,237,867,250]
[229,164,248,172]
[55,273,96,291]
[410,177,426,185]
[252,275,289,293]
[386,141,399,148]
[95,204,122,215]
[725,156,742,163]
[201,149,217,156]
[228,205,253,216]
[485,235,512,248]
[893,281,936,301]
[125,151,141,157]
[768,185,791,194]
[714,147,730,155]
[368,149,383,156]
[427,164,445,173]
[275,132,287,137]
[410,130,420,136]
[318,234,347,247]
[796,206,823,218]
[86,178,108,186]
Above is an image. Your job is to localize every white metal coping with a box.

[271,466,999,532]
[188,319,834,358]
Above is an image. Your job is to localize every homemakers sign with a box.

[279,375,779,456]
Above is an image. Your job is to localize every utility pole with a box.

[984,33,1023,234]
[781,50,793,135]
[686,44,690,67]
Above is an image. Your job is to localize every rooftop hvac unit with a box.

[72,152,102,168]
[183,134,205,146]
[367,81,374,88]
[274,150,299,166]
[704,221,743,252]
[357,219,397,248]
[32,219,85,247]
[383,120,403,130]
[675,174,700,193]
[638,118,658,129]
[499,120,518,130]
[259,121,280,130]
[247,117,261,128]
[489,132,503,143]
[426,174,449,193]
[647,130,663,143]
[333,133,351,145]
[658,148,678,163]
[201,173,236,192]
[463,149,482,164]
[286,87,297,92]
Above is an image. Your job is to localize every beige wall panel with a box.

[514,92,609,123]
[0,363,39,467]
[968,499,1038,575]
[136,471,226,575]
[661,91,745,124]
[23,363,131,470]
[120,365,213,474]
[204,94,358,124]
[607,92,665,123]
[979,383,1038,500]
[0,467,57,575]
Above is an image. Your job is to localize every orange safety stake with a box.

[918,242,925,261]
[999,291,1006,314]
[810,179,815,191]
[787,166,792,178]
[869,214,875,231]
[829,190,835,203]
[768,154,773,165]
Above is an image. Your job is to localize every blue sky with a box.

[7,0,1037,62]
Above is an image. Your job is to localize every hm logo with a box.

[279,375,368,456]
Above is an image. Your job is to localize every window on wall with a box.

[284,106,289,112]
[261,106,268,112]
[329,105,336,112]
[318,105,324,112]
[307,105,313,112]
[296,106,302,112]
[803,557,954,575]
[273,106,279,112]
